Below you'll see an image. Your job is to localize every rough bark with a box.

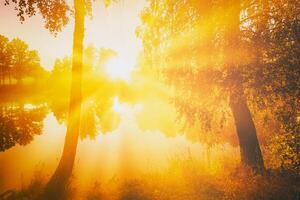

[40,0,85,199]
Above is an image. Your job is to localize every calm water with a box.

[0,101,237,192]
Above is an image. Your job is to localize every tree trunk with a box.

[40,0,85,199]
[0,66,2,85]
[229,93,265,173]
[223,0,265,174]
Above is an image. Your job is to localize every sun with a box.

[104,56,134,81]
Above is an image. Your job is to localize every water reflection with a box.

[48,94,120,139]
[0,97,120,153]
[0,94,236,194]
[0,103,47,151]
[0,111,66,192]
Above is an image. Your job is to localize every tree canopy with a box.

[137,0,300,170]
[0,35,46,84]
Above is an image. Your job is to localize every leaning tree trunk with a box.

[40,0,85,199]
[225,0,265,173]
[229,93,265,173]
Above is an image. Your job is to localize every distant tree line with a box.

[0,35,47,85]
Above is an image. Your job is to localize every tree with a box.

[4,0,114,198]
[7,38,41,83]
[137,0,263,173]
[241,0,300,172]
[43,1,85,197]
[0,35,45,85]
[224,0,265,173]
[137,0,299,173]
[0,35,9,85]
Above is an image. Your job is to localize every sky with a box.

[0,0,146,71]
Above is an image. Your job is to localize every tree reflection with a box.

[48,46,123,139]
[0,104,47,151]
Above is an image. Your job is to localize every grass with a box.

[2,155,299,200]
[83,155,300,200]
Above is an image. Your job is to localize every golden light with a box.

[112,96,143,114]
[112,97,128,113]
[104,55,134,81]
[24,104,36,110]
